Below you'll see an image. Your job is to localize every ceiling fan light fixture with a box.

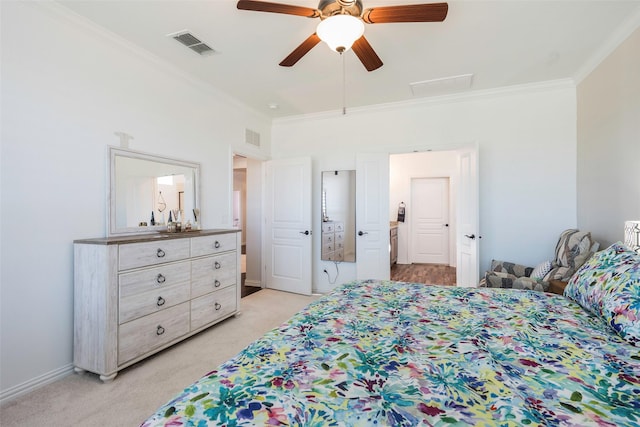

[316,14,364,53]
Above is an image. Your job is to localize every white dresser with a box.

[321,221,345,261]
[73,229,241,382]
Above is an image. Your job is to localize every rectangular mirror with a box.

[321,170,356,262]
[109,147,200,235]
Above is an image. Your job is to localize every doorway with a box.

[233,154,263,297]
[389,148,478,286]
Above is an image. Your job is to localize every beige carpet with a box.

[0,289,318,427]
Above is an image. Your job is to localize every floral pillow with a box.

[564,242,640,346]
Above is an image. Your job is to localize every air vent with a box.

[168,30,215,56]
[410,74,473,98]
[245,129,261,147]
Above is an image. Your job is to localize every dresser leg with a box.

[100,373,117,383]
[73,367,85,375]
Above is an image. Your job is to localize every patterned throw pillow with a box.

[564,242,640,346]
[549,229,596,281]
[530,260,552,280]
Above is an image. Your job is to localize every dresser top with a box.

[74,228,240,245]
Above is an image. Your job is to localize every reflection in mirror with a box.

[321,170,356,262]
[109,147,200,235]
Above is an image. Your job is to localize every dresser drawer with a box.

[119,262,190,298]
[191,286,237,331]
[335,231,345,242]
[191,253,237,299]
[118,302,190,365]
[119,281,190,324]
[334,222,344,232]
[118,239,190,271]
[191,233,237,257]
[323,242,335,253]
[322,233,334,245]
[324,249,344,261]
[321,222,335,233]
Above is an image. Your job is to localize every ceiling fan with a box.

[237,0,448,72]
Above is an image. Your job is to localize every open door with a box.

[264,157,312,295]
[456,146,479,287]
[356,153,390,280]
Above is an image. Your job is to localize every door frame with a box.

[388,144,479,285]
[230,149,268,289]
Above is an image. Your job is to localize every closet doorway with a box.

[233,154,263,297]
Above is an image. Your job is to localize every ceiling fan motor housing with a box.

[318,0,363,18]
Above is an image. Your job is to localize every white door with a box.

[264,158,312,295]
[411,177,449,264]
[456,147,479,287]
[356,153,390,280]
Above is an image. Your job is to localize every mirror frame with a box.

[108,146,201,236]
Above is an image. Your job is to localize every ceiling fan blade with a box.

[352,36,383,72]
[362,3,448,24]
[279,33,321,67]
[237,0,320,18]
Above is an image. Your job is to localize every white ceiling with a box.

[57,0,640,118]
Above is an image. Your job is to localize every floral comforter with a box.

[142,280,640,427]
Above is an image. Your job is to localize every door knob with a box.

[299,230,310,235]
[464,234,476,240]
[444,224,449,227]
[358,231,368,236]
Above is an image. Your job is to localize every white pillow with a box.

[531,260,552,280]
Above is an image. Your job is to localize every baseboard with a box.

[0,363,74,405]
[244,279,262,287]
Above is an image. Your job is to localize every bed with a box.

[141,243,640,426]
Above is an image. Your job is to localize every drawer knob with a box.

[156,274,166,284]
[214,261,221,269]
[214,241,221,249]
[214,302,222,311]
[156,325,165,336]
[214,279,221,288]
[156,248,166,258]
[157,296,166,307]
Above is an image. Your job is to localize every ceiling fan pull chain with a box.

[342,51,347,115]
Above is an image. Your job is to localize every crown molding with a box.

[273,78,576,125]
[573,4,640,84]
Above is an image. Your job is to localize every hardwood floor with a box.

[241,263,456,298]
[390,263,456,286]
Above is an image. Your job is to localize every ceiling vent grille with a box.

[245,129,261,147]
[169,30,215,56]
[410,74,473,98]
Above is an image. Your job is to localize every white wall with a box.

[0,2,271,399]
[272,82,578,292]
[577,27,640,246]
[390,151,458,266]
